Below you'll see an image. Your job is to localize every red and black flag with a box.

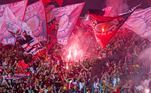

[89,9,135,48]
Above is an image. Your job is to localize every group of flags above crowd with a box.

[0,0,151,55]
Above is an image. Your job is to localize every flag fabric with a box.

[44,1,58,52]
[24,0,47,42]
[89,10,133,48]
[0,0,28,20]
[0,0,28,44]
[0,7,19,45]
[42,0,63,6]
[51,2,85,45]
[125,7,151,41]
[102,7,112,16]
[17,60,29,69]
[88,9,105,16]
[16,59,29,75]
[0,7,44,55]
[56,0,63,6]
[88,7,112,16]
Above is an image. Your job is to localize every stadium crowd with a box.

[0,29,151,93]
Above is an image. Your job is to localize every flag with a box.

[125,7,151,41]
[88,7,112,17]
[16,59,29,74]
[88,9,105,16]
[17,60,29,69]
[56,0,63,6]
[0,0,28,44]
[102,7,112,16]
[42,0,63,6]
[44,0,58,52]
[51,2,85,45]
[0,0,28,20]
[89,10,134,48]
[24,0,47,42]
[0,7,19,45]
[0,7,44,55]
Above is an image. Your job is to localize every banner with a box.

[90,11,133,48]
[0,0,27,20]
[51,2,85,45]
[0,7,44,55]
[24,0,47,42]
[125,7,151,41]
[0,7,19,45]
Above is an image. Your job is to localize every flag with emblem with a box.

[125,7,151,41]
[0,7,44,55]
[0,0,28,20]
[89,9,134,48]
[51,2,85,45]
[24,0,47,42]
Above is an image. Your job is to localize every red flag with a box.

[42,0,63,6]
[17,60,29,69]
[90,11,133,48]
[16,59,29,74]
[56,0,63,6]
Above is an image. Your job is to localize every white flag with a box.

[125,7,151,41]
[24,0,47,41]
[51,2,85,45]
[0,0,28,20]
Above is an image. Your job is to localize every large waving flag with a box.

[0,7,35,45]
[0,0,28,44]
[0,7,14,44]
[89,11,133,48]
[0,0,28,20]
[24,0,47,42]
[125,7,151,41]
[51,2,85,45]
[0,7,20,45]
[0,7,44,55]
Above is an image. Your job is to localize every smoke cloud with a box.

[105,0,129,16]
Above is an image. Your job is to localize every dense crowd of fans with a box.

[0,28,151,93]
